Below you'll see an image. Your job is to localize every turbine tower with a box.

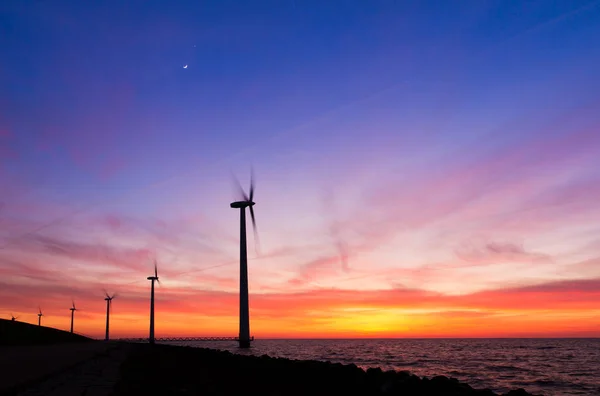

[38,307,43,326]
[69,301,77,333]
[104,291,116,341]
[231,170,259,348]
[147,260,160,344]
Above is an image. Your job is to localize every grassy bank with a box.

[113,343,538,396]
[0,318,93,346]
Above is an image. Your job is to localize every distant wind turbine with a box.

[104,290,116,341]
[230,169,259,348]
[38,307,43,326]
[69,301,77,333]
[147,260,160,344]
[11,313,19,322]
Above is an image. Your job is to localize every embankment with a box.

[0,318,93,346]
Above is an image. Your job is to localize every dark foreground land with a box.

[0,319,104,395]
[113,343,540,396]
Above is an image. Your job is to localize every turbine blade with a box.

[231,172,249,201]
[249,206,261,255]
[249,166,255,202]
[154,259,158,278]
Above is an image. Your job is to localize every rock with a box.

[366,366,384,383]
[502,389,536,396]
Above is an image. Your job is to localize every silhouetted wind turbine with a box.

[69,301,77,333]
[11,313,19,322]
[38,307,43,326]
[147,260,160,344]
[231,169,259,348]
[104,291,116,341]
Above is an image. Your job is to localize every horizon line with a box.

[113,336,600,340]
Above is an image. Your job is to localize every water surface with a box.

[164,338,600,395]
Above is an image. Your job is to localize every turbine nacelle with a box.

[104,290,116,303]
[230,200,255,209]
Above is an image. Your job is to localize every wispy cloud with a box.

[11,234,152,273]
[455,240,552,264]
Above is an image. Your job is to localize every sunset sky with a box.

[1,1,600,339]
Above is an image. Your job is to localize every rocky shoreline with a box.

[113,343,540,396]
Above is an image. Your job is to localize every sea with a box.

[162,338,600,396]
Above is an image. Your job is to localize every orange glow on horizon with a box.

[4,285,599,339]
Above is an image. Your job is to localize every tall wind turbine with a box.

[69,301,77,333]
[104,291,116,341]
[147,260,160,344]
[38,307,43,326]
[231,170,259,348]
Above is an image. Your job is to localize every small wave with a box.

[569,372,593,377]
[448,370,474,377]
[394,361,421,367]
[534,379,559,387]
[485,364,533,373]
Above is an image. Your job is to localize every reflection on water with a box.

[162,338,600,395]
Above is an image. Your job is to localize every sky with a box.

[1,0,600,339]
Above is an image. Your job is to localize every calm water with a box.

[163,338,600,395]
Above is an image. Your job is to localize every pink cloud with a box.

[455,240,552,265]
[287,254,349,288]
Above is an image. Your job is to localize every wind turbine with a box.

[69,301,77,333]
[104,291,116,341]
[230,169,259,348]
[38,307,43,326]
[10,313,19,322]
[147,260,160,344]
